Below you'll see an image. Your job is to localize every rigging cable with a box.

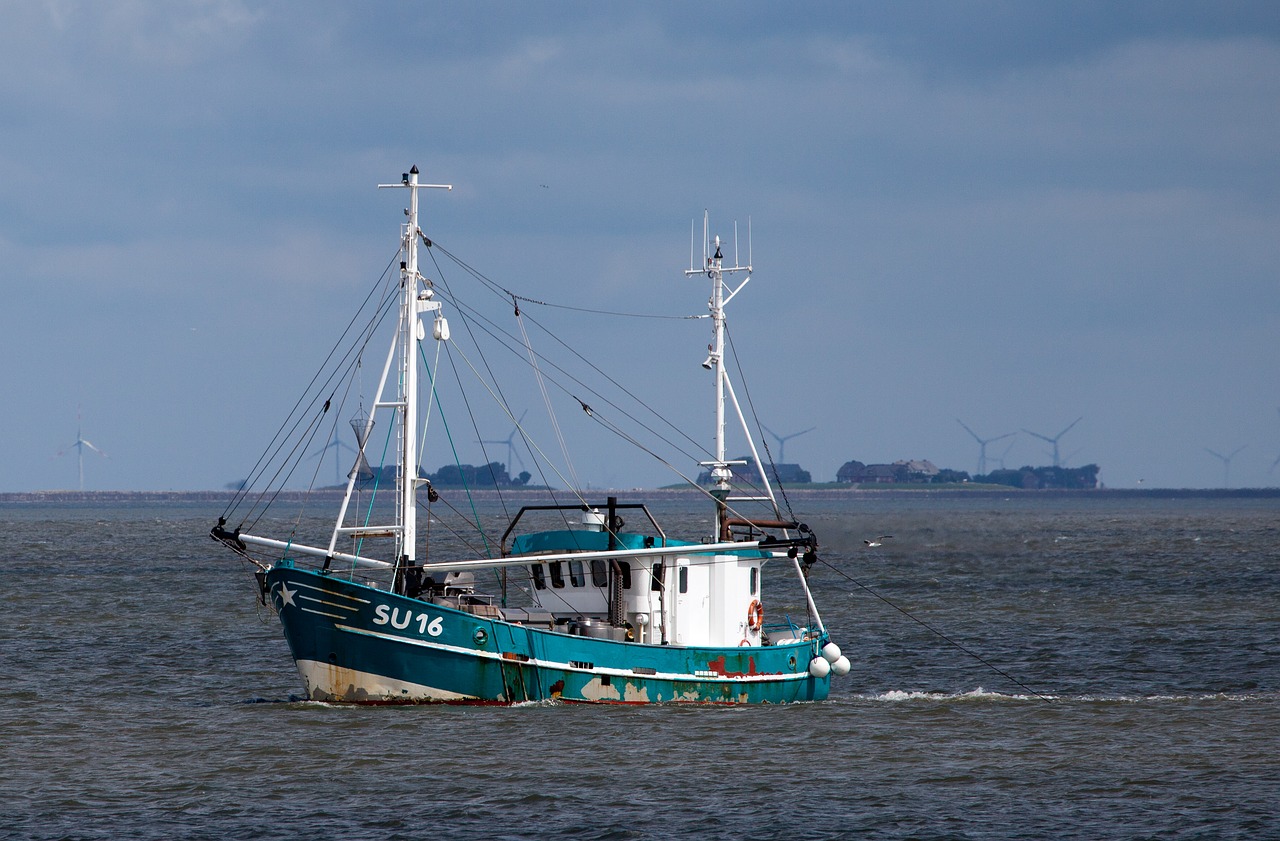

[427,244,577,538]
[226,250,402,528]
[426,284,789,534]
[724,323,798,523]
[817,557,1053,703]
[422,345,494,561]
[430,281,714,495]
[427,239,716,471]
[431,240,701,321]
[400,239,799,542]
[514,300,582,493]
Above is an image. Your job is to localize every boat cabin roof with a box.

[509,528,770,560]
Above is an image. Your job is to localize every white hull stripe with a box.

[293,580,368,606]
[334,623,811,684]
[298,605,346,619]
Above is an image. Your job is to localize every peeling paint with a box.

[705,654,774,678]
[621,682,651,703]
[297,658,470,703]
[579,676,622,702]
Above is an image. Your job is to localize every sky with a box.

[3,1,1279,492]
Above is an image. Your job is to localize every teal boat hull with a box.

[267,565,830,705]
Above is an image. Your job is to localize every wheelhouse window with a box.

[750,566,758,595]
[650,561,664,591]
[549,561,565,589]
[678,565,688,594]
[530,564,546,590]
[591,558,608,587]
[618,560,632,590]
[569,559,585,588]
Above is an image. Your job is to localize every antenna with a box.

[957,420,1015,475]
[1022,417,1082,468]
[702,210,710,265]
[1206,445,1246,488]
[689,218,695,272]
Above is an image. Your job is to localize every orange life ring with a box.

[746,599,764,632]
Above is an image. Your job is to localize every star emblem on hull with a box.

[275,582,296,608]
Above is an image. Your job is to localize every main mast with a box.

[686,217,752,534]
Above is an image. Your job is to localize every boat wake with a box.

[850,688,1279,704]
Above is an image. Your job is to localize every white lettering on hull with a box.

[371,603,444,636]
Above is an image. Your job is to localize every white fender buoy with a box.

[821,642,842,663]
[808,656,831,678]
[831,655,851,676]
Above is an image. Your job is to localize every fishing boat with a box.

[211,165,850,704]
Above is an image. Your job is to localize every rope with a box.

[431,240,701,321]
[725,323,797,523]
[223,248,401,525]
[427,344,494,561]
[425,249,573,526]
[816,557,1053,702]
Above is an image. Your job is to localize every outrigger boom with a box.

[216,527,816,574]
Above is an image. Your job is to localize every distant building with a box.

[897,459,940,481]
[767,463,812,484]
[837,459,940,484]
[836,460,866,483]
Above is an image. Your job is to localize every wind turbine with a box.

[1206,445,1245,488]
[1271,408,1280,474]
[479,410,528,473]
[957,420,1015,475]
[990,437,1018,471]
[1023,417,1083,468]
[761,424,815,463]
[57,408,107,491]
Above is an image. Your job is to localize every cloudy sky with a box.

[4,1,1278,492]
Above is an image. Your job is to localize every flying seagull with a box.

[864,535,893,548]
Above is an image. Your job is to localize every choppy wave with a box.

[3,495,1279,840]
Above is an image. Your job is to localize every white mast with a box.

[374,166,451,565]
[686,213,752,527]
[399,169,421,562]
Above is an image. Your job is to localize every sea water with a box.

[1,493,1277,840]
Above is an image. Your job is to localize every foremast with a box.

[326,166,452,567]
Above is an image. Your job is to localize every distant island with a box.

[699,456,1101,490]
[11,453,1276,502]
